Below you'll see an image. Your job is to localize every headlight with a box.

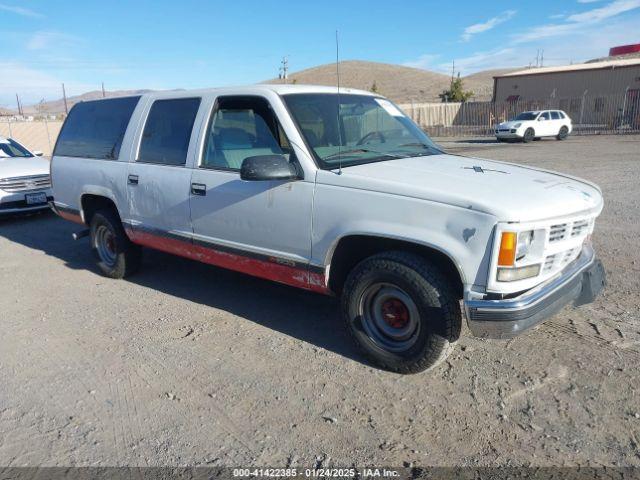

[497,264,541,282]
[496,230,539,282]
[513,123,522,128]
[516,230,534,260]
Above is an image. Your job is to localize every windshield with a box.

[0,139,33,158]
[282,93,441,169]
[513,112,538,121]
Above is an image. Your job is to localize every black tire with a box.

[556,126,569,140]
[90,209,141,279]
[523,128,535,143]
[341,251,461,374]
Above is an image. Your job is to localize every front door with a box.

[189,95,318,290]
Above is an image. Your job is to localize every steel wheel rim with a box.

[358,282,420,352]
[95,225,117,267]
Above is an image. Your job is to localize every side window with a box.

[138,97,201,166]
[540,112,551,120]
[54,96,140,159]
[550,111,561,120]
[202,97,292,171]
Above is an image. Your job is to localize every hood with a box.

[498,120,525,128]
[317,154,603,223]
[0,156,50,180]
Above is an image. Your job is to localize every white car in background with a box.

[0,136,52,216]
[495,110,572,143]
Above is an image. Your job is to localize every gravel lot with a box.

[1,135,639,468]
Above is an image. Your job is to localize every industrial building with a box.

[492,49,640,128]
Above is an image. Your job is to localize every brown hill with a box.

[22,89,153,114]
[267,60,520,103]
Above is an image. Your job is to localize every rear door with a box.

[550,111,563,134]
[125,97,202,249]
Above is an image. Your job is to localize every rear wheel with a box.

[341,251,461,374]
[556,126,569,140]
[90,209,141,278]
[523,128,535,143]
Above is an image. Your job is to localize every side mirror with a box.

[537,117,545,122]
[240,155,300,181]
[33,150,44,156]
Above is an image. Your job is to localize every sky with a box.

[1,0,640,107]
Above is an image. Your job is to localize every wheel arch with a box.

[326,234,465,298]
[80,192,122,226]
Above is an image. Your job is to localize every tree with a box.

[370,80,379,94]
[439,73,474,103]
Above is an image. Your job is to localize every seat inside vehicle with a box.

[203,97,291,170]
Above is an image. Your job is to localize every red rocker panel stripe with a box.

[126,228,330,295]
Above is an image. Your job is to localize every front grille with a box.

[549,224,568,242]
[543,247,581,273]
[571,219,590,237]
[549,218,592,244]
[0,175,51,192]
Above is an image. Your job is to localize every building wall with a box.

[494,65,640,101]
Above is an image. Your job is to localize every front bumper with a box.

[495,130,522,139]
[0,191,53,215]
[464,245,605,339]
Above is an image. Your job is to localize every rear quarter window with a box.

[53,96,140,159]
[137,97,201,166]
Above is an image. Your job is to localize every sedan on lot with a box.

[0,136,52,216]
[495,110,572,143]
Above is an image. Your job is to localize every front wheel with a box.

[556,126,569,140]
[523,128,535,143]
[341,251,461,374]
[90,209,141,279]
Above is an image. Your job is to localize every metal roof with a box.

[494,57,640,78]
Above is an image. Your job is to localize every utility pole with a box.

[101,82,106,98]
[279,56,289,84]
[450,60,455,87]
[15,94,22,116]
[540,50,544,67]
[62,83,68,115]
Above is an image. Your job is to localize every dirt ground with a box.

[1,135,639,468]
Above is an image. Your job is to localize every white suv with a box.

[50,86,604,374]
[496,110,572,142]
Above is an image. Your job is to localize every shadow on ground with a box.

[0,212,364,365]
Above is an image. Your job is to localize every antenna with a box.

[335,30,343,175]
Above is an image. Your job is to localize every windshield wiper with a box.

[398,142,431,149]
[322,148,402,161]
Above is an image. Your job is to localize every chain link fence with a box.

[1,91,639,154]
[0,115,64,157]
[400,92,640,137]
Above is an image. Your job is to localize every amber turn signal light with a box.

[498,232,517,266]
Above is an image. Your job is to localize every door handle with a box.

[191,183,207,196]
[128,174,139,185]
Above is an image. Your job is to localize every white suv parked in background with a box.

[496,110,572,143]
